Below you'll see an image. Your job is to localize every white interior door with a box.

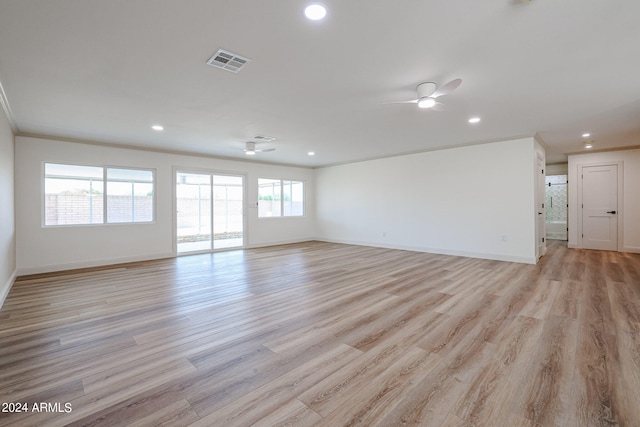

[582,164,618,251]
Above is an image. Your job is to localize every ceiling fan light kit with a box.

[245,141,257,155]
[416,82,437,108]
[417,97,436,109]
[240,141,275,155]
[402,79,461,110]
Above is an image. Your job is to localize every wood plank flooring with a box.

[0,240,639,426]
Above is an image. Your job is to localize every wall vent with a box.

[206,49,251,73]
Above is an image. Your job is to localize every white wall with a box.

[568,148,640,252]
[0,106,16,306]
[14,134,546,274]
[15,136,315,274]
[547,163,568,176]
[315,137,539,264]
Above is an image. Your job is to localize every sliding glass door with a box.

[212,175,244,249]
[176,172,244,254]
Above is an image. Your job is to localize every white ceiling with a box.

[1,0,639,167]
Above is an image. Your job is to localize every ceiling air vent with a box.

[254,135,276,142]
[206,49,251,73]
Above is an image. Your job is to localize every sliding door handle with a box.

[607,210,617,214]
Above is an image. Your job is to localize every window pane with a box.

[133,182,154,222]
[44,164,104,225]
[106,181,133,223]
[107,168,153,182]
[213,175,243,249]
[45,163,103,180]
[106,168,154,223]
[283,180,304,216]
[177,173,212,252]
[258,178,281,217]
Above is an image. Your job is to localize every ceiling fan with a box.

[238,141,275,156]
[394,78,462,110]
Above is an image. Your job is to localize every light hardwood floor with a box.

[0,241,639,426]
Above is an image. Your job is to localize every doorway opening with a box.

[545,174,568,241]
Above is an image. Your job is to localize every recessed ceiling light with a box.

[584,141,594,149]
[308,151,316,156]
[305,4,327,20]
[151,125,164,131]
[582,133,591,138]
[468,117,481,123]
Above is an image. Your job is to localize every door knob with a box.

[607,210,617,214]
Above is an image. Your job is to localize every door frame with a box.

[172,166,248,256]
[577,161,624,251]
[535,153,546,260]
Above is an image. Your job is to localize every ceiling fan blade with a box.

[258,148,276,152]
[432,78,462,98]
[383,99,418,105]
[432,102,447,112]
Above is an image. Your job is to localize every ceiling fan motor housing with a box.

[416,82,437,99]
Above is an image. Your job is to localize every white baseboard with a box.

[248,237,315,249]
[315,237,537,265]
[13,236,550,278]
[17,252,175,276]
[0,268,17,310]
[566,243,639,254]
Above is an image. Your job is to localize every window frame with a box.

[257,178,305,218]
[43,162,156,227]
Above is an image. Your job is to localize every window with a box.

[283,180,304,216]
[258,178,304,217]
[44,163,154,226]
[258,179,281,217]
[107,168,154,223]
[44,164,104,225]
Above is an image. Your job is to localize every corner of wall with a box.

[534,133,548,151]
[0,269,17,310]
[0,77,16,312]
